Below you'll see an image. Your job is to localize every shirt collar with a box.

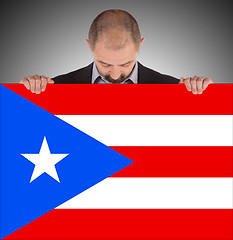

[92,61,138,84]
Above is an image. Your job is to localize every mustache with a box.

[104,74,126,83]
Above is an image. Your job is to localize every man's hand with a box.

[20,74,54,94]
[179,76,213,94]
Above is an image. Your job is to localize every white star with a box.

[21,137,69,183]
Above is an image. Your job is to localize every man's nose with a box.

[110,68,121,80]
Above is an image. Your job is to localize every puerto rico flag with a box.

[0,84,232,240]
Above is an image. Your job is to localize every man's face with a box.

[87,37,143,83]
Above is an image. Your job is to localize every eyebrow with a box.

[97,60,134,66]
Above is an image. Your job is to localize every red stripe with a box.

[110,146,233,177]
[2,84,233,115]
[5,209,233,240]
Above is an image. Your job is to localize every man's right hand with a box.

[20,74,54,94]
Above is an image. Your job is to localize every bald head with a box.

[88,9,141,51]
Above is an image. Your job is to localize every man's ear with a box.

[85,39,91,49]
[140,38,145,48]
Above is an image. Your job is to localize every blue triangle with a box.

[0,85,133,239]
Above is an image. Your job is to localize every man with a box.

[20,9,213,94]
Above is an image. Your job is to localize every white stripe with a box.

[57,178,233,209]
[56,115,233,146]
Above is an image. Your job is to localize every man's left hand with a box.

[179,76,213,94]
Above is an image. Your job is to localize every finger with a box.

[196,77,206,94]
[203,78,213,91]
[27,75,36,93]
[190,76,198,94]
[47,77,54,84]
[33,74,42,94]
[20,77,30,90]
[41,75,48,92]
[183,78,192,91]
[179,77,184,84]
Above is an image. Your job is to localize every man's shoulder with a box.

[52,63,93,84]
[138,62,180,84]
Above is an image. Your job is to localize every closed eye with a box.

[102,63,111,67]
[120,64,130,67]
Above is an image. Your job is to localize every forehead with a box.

[93,41,138,65]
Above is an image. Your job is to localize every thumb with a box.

[47,77,55,84]
[179,77,184,84]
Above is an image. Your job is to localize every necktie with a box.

[93,76,103,84]
[124,79,134,84]
[94,77,134,84]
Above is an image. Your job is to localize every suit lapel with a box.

[138,62,153,84]
[75,62,93,84]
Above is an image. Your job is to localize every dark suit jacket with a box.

[52,62,180,84]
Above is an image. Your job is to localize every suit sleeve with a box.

[52,73,77,84]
